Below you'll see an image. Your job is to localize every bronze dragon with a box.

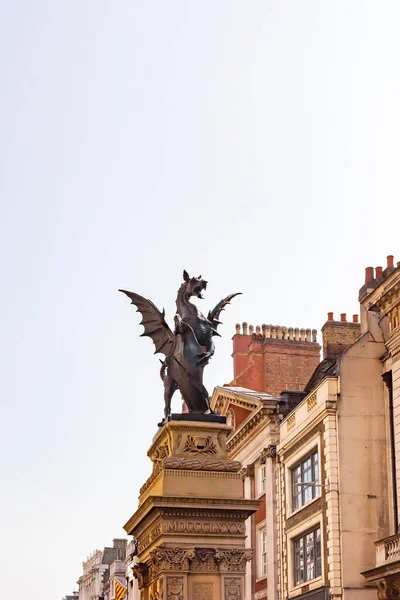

[119,270,240,426]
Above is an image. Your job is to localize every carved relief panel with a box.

[224,577,242,600]
[166,576,184,600]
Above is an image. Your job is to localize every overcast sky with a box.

[1,2,400,598]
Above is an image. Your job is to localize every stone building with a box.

[211,320,320,600]
[359,256,400,598]
[211,253,400,600]
[76,539,127,600]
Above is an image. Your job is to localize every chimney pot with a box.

[353,314,359,323]
[375,266,383,278]
[387,255,394,268]
[365,267,374,283]
[235,323,241,334]
[397,261,400,268]
[340,313,347,322]
[327,312,334,321]
[242,322,248,335]
[249,324,254,335]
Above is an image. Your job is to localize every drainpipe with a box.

[383,371,398,534]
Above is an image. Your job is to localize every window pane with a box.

[305,531,314,580]
[292,464,302,510]
[315,528,321,577]
[293,527,321,585]
[294,537,304,585]
[291,449,319,510]
[313,452,319,487]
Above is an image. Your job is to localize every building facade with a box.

[360,256,400,598]
[211,253,399,600]
[76,539,128,600]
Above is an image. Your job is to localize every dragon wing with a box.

[119,289,174,356]
[207,293,242,330]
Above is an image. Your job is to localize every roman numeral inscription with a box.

[163,521,245,535]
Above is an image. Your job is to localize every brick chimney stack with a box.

[359,254,399,332]
[232,321,321,396]
[321,312,361,359]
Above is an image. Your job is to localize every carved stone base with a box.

[124,419,259,600]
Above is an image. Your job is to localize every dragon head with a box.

[183,270,208,299]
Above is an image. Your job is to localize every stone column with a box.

[123,415,259,600]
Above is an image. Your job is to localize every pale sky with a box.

[1,2,399,598]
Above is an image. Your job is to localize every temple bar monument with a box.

[120,271,259,600]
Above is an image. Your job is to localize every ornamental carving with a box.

[151,547,194,573]
[132,563,149,589]
[307,392,317,411]
[224,577,241,600]
[260,445,276,463]
[287,414,296,430]
[163,456,241,472]
[183,435,217,455]
[239,464,254,480]
[140,522,162,553]
[190,549,218,572]
[167,577,184,600]
[150,576,163,600]
[377,576,400,600]
[154,442,170,462]
[215,550,252,572]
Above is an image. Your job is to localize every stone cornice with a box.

[277,403,336,456]
[227,406,277,453]
[364,269,400,314]
[212,391,260,414]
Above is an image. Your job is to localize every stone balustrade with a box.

[375,534,400,565]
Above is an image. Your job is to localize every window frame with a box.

[293,526,322,586]
[259,463,266,495]
[290,447,320,512]
[256,522,267,579]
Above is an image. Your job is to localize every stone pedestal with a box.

[123,415,259,600]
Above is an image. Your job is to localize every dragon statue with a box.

[120,270,240,426]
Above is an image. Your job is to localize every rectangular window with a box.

[291,449,319,510]
[293,527,321,586]
[260,464,266,494]
[258,527,267,577]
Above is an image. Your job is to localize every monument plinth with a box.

[123,416,259,600]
